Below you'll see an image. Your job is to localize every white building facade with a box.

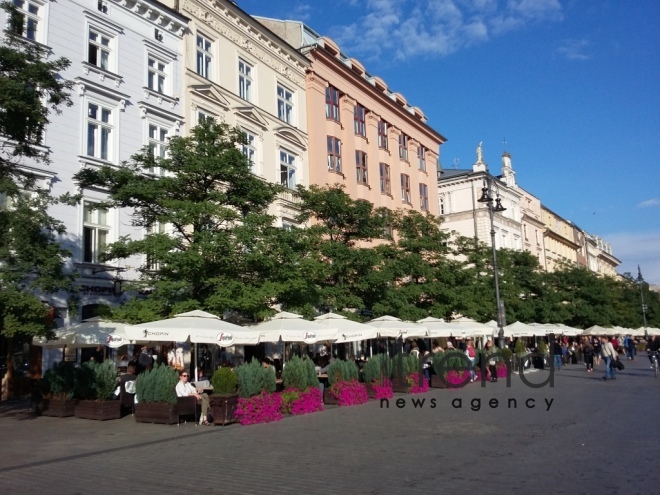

[437,147,523,251]
[0,0,188,326]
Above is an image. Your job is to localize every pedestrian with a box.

[599,336,618,381]
[553,338,562,371]
[592,337,601,366]
[582,338,594,373]
[484,340,498,382]
[465,339,476,382]
[625,335,635,361]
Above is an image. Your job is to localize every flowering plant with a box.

[329,380,369,406]
[280,387,323,416]
[408,373,429,394]
[372,379,393,400]
[235,391,283,425]
[496,362,509,378]
[445,370,470,386]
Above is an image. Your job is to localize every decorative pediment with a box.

[189,84,231,110]
[234,106,269,130]
[274,126,307,150]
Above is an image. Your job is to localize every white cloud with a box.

[638,198,660,208]
[606,231,660,285]
[556,38,591,60]
[330,0,564,61]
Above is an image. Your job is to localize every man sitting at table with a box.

[176,369,211,425]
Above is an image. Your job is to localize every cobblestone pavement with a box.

[1,357,659,495]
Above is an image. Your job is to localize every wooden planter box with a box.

[364,383,376,399]
[323,388,339,405]
[430,375,448,389]
[392,377,411,394]
[134,402,179,425]
[75,400,121,421]
[209,394,238,426]
[40,398,78,417]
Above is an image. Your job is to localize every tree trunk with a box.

[2,338,14,400]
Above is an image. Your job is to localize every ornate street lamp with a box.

[477,176,507,349]
[637,266,648,338]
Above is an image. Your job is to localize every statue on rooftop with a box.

[476,141,483,163]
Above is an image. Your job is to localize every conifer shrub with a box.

[235,359,276,398]
[362,357,380,383]
[135,363,178,404]
[41,361,77,400]
[281,355,318,390]
[432,350,469,375]
[211,367,238,395]
[79,361,117,400]
[514,338,526,355]
[538,340,549,355]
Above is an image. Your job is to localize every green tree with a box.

[0,2,75,397]
[73,119,289,321]
[0,2,72,184]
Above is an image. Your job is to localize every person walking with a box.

[600,336,618,381]
[582,338,594,373]
[553,338,562,371]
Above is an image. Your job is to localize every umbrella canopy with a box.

[503,321,538,338]
[448,318,494,338]
[416,318,455,338]
[583,325,616,336]
[366,315,427,338]
[314,313,377,343]
[125,310,256,344]
[251,311,338,344]
[32,318,130,348]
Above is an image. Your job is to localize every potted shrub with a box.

[209,367,239,426]
[39,361,78,417]
[326,359,368,406]
[392,354,420,393]
[75,361,121,421]
[535,340,549,369]
[514,338,527,372]
[280,356,323,415]
[431,350,470,388]
[134,363,179,424]
[234,359,281,425]
[362,354,392,399]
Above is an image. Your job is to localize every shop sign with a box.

[106,334,126,348]
[303,331,318,344]
[216,332,234,346]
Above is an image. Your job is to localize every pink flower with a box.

[329,380,369,406]
[445,370,470,386]
[372,379,394,400]
[236,391,283,425]
[408,373,429,393]
[288,387,323,416]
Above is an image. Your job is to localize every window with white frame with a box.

[399,133,409,161]
[439,194,445,214]
[277,84,293,124]
[327,136,341,173]
[147,123,168,175]
[145,222,165,271]
[279,150,296,189]
[355,151,368,185]
[86,102,112,161]
[88,28,112,71]
[379,163,390,194]
[325,86,340,121]
[147,56,167,94]
[196,109,214,124]
[418,145,426,171]
[419,183,429,211]
[238,59,253,102]
[196,34,212,79]
[83,203,110,264]
[11,0,41,41]
[354,104,366,137]
[401,174,411,203]
[241,129,257,173]
[378,120,388,149]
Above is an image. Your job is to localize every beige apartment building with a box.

[159,0,311,226]
[541,206,579,272]
[256,19,446,218]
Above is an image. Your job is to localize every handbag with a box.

[613,360,624,371]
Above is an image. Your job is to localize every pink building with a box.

[257,20,446,217]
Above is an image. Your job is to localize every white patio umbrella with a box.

[415,317,455,338]
[646,327,660,336]
[449,318,496,338]
[314,313,378,343]
[251,311,338,344]
[583,325,616,336]
[32,318,130,349]
[366,315,427,338]
[504,321,537,338]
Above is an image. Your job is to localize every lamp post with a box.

[637,266,648,338]
[477,175,507,349]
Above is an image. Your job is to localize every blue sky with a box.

[240,0,660,284]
